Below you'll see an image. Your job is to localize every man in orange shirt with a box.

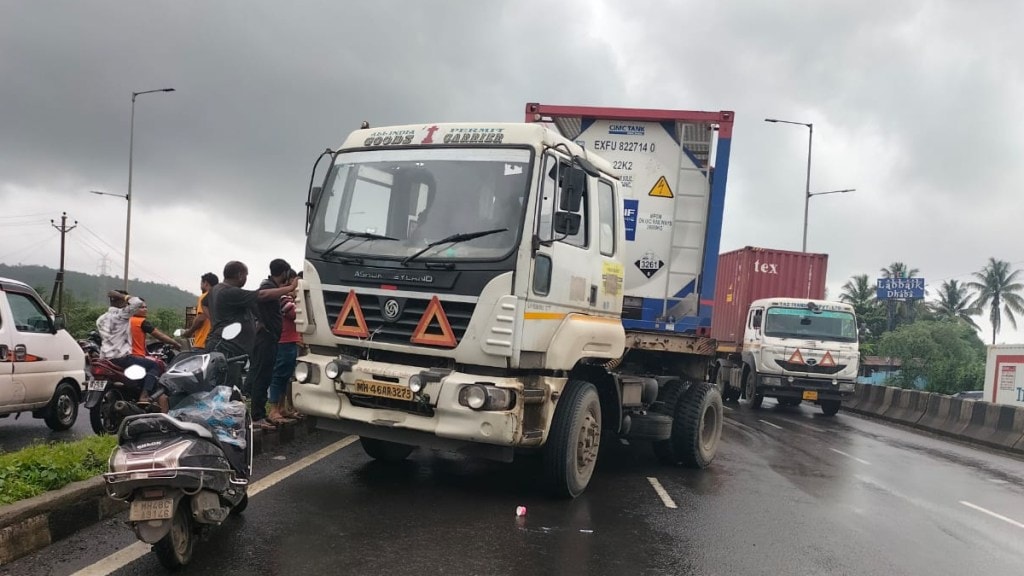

[131,299,181,412]
[181,273,218,350]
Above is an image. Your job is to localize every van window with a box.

[8,292,51,333]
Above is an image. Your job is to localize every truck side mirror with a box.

[559,166,586,213]
[553,211,581,236]
[752,314,762,329]
[52,314,66,332]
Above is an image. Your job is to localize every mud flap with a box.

[84,389,105,409]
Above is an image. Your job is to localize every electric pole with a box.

[50,212,77,314]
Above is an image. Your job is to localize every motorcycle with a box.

[78,330,101,362]
[104,323,251,569]
[85,342,176,435]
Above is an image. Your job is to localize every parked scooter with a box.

[104,323,251,569]
[85,343,176,435]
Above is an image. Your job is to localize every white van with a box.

[0,277,86,430]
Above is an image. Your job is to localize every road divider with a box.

[845,385,1024,455]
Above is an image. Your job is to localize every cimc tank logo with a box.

[609,124,645,136]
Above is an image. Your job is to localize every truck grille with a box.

[774,360,846,375]
[325,291,474,347]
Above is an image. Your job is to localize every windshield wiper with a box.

[320,229,397,258]
[401,228,507,266]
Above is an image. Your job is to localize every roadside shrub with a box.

[0,436,117,505]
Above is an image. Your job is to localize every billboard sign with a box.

[876,277,925,300]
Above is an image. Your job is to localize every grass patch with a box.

[0,435,117,506]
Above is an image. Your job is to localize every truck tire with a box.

[360,437,415,462]
[743,369,764,409]
[820,400,841,416]
[653,381,723,468]
[543,380,601,498]
[44,382,79,431]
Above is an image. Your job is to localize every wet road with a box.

[0,404,94,453]
[4,400,1024,576]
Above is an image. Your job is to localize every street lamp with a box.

[765,117,858,251]
[123,87,175,291]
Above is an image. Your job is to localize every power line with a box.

[78,223,178,286]
[0,234,56,263]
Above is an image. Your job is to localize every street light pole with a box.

[765,118,815,251]
[124,87,175,292]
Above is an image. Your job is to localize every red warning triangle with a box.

[788,349,806,365]
[331,291,369,338]
[819,351,836,367]
[410,296,457,348]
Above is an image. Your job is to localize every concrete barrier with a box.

[844,383,868,411]
[917,393,952,431]
[959,403,1024,451]
[877,386,897,416]
[882,389,928,426]
[855,384,887,415]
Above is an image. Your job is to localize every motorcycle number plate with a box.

[88,380,108,391]
[129,498,174,521]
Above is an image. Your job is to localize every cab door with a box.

[6,290,65,406]
[0,293,23,408]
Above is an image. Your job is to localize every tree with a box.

[877,321,985,394]
[930,279,981,330]
[968,258,1024,345]
[879,261,923,328]
[840,274,885,340]
[880,262,919,280]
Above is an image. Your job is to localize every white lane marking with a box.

[758,419,784,430]
[987,478,1009,485]
[960,501,1024,530]
[646,477,678,509]
[69,436,358,576]
[787,420,826,433]
[829,448,871,465]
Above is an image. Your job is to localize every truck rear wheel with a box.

[820,400,841,416]
[653,381,723,468]
[360,437,415,462]
[543,380,601,498]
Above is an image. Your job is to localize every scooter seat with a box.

[171,420,214,440]
[121,413,215,442]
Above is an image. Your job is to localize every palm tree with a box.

[930,279,980,330]
[967,258,1024,345]
[840,274,875,312]
[880,262,919,280]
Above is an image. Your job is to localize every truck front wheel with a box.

[543,380,601,498]
[654,381,723,469]
[820,400,841,416]
[744,370,764,409]
[360,437,415,462]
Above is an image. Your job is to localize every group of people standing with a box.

[96,258,305,431]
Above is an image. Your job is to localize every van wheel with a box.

[44,382,79,431]
[360,437,415,462]
[543,380,601,498]
[153,503,195,569]
[654,381,723,468]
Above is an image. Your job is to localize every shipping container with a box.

[710,247,828,346]
[983,345,1024,407]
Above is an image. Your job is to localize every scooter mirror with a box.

[124,364,147,381]
[222,322,243,341]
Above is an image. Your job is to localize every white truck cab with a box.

[740,298,858,415]
[0,277,86,430]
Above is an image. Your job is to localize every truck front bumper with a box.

[758,374,855,401]
[291,355,560,458]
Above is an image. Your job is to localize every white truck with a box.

[291,104,736,497]
[983,345,1024,407]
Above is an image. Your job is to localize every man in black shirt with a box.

[205,260,298,429]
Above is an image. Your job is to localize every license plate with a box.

[88,380,108,391]
[129,498,174,521]
[352,379,413,401]
[802,390,819,401]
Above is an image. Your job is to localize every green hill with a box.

[0,264,197,310]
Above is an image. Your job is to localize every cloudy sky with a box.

[2,0,1022,343]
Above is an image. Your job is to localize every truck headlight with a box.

[458,383,515,411]
[761,376,782,387]
[324,361,341,380]
[294,362,312,384]
[409,374,424,394]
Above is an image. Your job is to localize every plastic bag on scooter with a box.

[169,385,247,449]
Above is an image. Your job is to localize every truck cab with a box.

[0,277,86,430]
[739,298,859,415]
[292,123,627,496]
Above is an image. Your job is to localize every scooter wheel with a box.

[153,503,194,569]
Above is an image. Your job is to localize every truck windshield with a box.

[309,148,532,262]
[763,307,858,343]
